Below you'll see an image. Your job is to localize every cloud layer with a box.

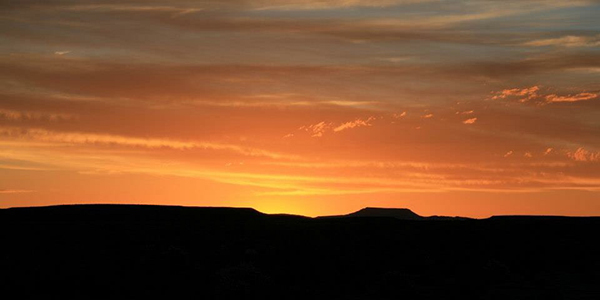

[1,0,599,217]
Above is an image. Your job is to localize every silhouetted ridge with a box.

[347,207,423,220]
[2,204,600,299]
[318,207,472,220]
[0,204,265,223]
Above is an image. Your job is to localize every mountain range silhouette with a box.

[2,204,599,299]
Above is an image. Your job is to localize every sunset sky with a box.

[1,0,600,217]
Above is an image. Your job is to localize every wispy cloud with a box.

[492,86,540,102]
[334,116,376,132]
[524,35,600,48]
[492,86,598,104]
[393,112,407,118]
[545,92,598,103]
[300,117,377,137]
[63,4,202,15]
[463,117,477,124]
[0,127,294,159]
[299,121,333,138]
[0,109,75,121]
[252,0,434,11]
[457,110,474,115]
[0,189,32,194]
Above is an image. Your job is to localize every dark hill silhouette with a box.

[2,204,599,299]
[320,207,471,221]
[346,207,424,220]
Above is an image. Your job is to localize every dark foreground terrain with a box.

[1,205,599,299]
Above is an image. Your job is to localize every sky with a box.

[1,0,600,217]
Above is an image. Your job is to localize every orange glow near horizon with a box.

[1,0,600,217]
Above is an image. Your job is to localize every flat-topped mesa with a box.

[347,207,424,220]
[0,204,265,223]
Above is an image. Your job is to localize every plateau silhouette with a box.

[2,204,599,299]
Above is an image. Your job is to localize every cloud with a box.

[333,116,376,132]
[4,0,591,12]
[544,148,553,155]
[300,117,376,137]
[391,112,406,123]
[567,148,600,162]
[299,121,333,137]
[4,127,600,197]
[188,99,378,108]
[504,151,513,158]
[0,189,32,194]
[393,112,407,118]
[0,57,423,105]
[492,86,598,105]
[2,0,600,205]
[0,109,75,121]
[459,53,600,80]
[250,0,435,10]
[3,53,600,110]
[462,117,477,124]
[0,127,294,159]
[63,4,202,15]
[5,0,596,53]
[545,92,598,103]
[422,113,433,118]
[457,110,474,115]
[377,57,413,63]
[13,0,435,12]
[524,35,600,48]
[492,86,540,102]
[319,100,380,107]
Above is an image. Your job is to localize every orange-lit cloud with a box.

[0,189,33,194]
[568,148,600,162]
[492,86,540,102]
[545,93,598,103]
[393,112,407,118]
[299,122,333,138]
[334,117,376,132]
[1,0,600,218]
[492,86,598,105]
[463,117,477,124]
[0,127,294,159]
[0,109,75,122]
